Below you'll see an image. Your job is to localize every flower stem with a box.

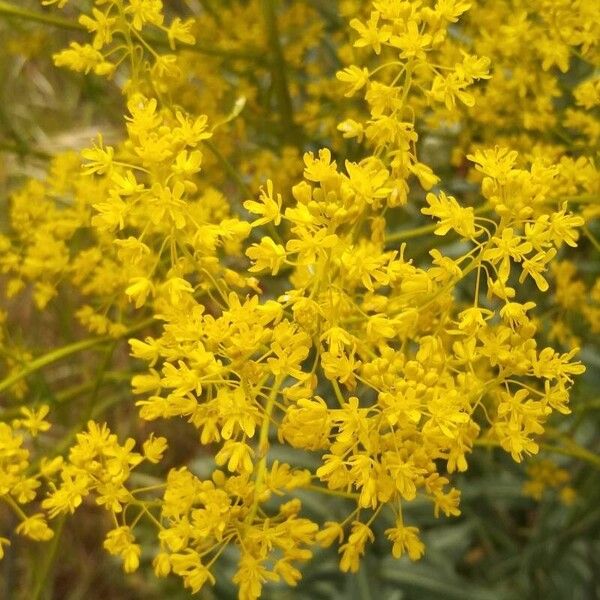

[0,318,153,396]
[261,0,298,143]
[583,225,600,253]
[386,204,492,244]
[0,0,266,63]
[204,138,253,199]
[474,438,600,470]
[303,484,358,500]
[0,140,52,160]
[31,515,66,600]
[2,494,28,520]
[247,377,282,523]
[0,0,83,30]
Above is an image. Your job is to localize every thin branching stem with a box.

[0,318,153,396]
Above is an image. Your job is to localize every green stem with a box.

[0,0,266,63]
[0,372,130,419]
[576,399,600,411]
[54,371,131,403]
[303,483,358,500]
[261,0,297,143]
[0,136,51,162]
[0,318,153,396]
[0,0,83,30]
[2,494,28,520]
[331,379,346,408]
[583,225,600,253]
[204,138,253,199]
[358,562,374,600]
[398,59,414,109]
[540,441,600,470]
[385,220,440,244]
[82,340,118,423]
[185,42,267,63]
[474,438,600,470]
[247,377,282,523]
[386,204,492,244]
[31,515,65,600]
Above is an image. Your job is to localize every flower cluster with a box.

[0,0,598,598]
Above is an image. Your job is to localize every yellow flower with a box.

[389,20,432,60]
[81,135,115,175]
[2,0,596,593]
[422,191,477,238]
[13,405,50,437]
[336,65,370,97]
[215,441,255,474]
[385,523,425,561]
[339,522,374,572]
[246,237,287,275]
[350,11,390,55]
[125,277,154,309]
[78,8,116,50]
[16,514,54,542]
[244,180,282,227]
[104,527,141,573]
[143,435,168,463]
[167,18,196,49]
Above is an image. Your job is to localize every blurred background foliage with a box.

[0,1,599,599]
